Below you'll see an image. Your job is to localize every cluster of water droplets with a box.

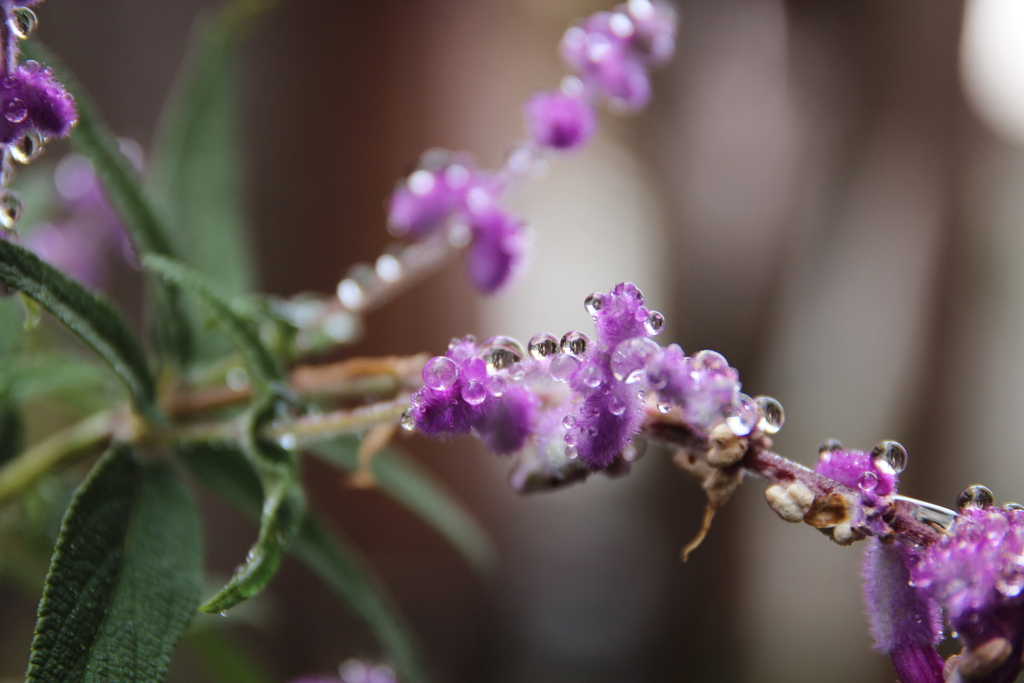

[0,5,41,234]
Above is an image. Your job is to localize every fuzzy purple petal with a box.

[862,540,943,683]
[465,207,524,293]
[590,282,650,348]
[0,62,77,143]
[524,90,597,150]
[814,449,897,499]
[477,385,537,454]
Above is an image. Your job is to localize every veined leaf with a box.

[312,438,496,572]
[23,40,193,365]
[178,445,433,682]
[0,240,156,416]
[143,254,282,392]
[26,445,203,683]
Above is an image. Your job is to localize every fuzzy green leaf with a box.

[0,240,156,416]
[23,40,193,365]
[178,445,433,682]
[312,438,496,572]
[143,255,282,392]
[26,445,203,683]
[150,0,274,296]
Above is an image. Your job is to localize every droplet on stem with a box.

[10,7,37,39]
[10,131,42,164]
[754,396,784,434]
[0,190,22,229]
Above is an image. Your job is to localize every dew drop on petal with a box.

[858,471,879,492]
[1006,503,1024,511]
[0,190,22,229]
[579,364,604,388]
[422,356,459,390]
[610,336,661,383]
[755,396,785,434]
[585,292,605,315]
[724,393,758,436]
[480,335,525,372]
[609,396,626,416]
[818,439,844,453]
[485,374,506,397]
[3,97,26,124]
[562,414,576,429]
[528,332,560,359]
[10,131,42,164]
[400,409,416,431]
[871,440,908,474]
[644,310,665,335]
[549,354,580,382]
[560,330,590,358]
[461,380,487,405]
[694,349,729,372]
[958,485,995,511]
[10,7,37,39]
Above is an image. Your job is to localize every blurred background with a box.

[4,0,1024,681]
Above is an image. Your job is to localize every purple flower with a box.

[862,540,944,683]
[523,89,597,150]
[464,207,525,293]
[647,346,752,436]
[911,504,1024,683]
[0,60,76,144]
[290,659,397,683]
[386,151,480,239]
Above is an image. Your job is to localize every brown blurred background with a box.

[6,0,1024,681]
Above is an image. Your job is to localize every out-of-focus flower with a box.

[523,89,597,150]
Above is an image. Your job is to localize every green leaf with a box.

[6,353,110,404]
[22,40,193,365]
[150,0,275,297]
[178,445,433,682]
[199,398,303,613]
[312,438,496,572]
[143,254,282,392]
[26,445,203,683]
[0,240,156,417]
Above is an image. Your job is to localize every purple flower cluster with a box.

[0,2,75,145]
[407,282,765,487]
[557,0,678,115]
[911,500,1024,683]
[383,3,676,294]
[290,659,397,683]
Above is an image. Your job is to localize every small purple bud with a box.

[465,207,525,293]
[523,89,597,150]
[0,61,76,144]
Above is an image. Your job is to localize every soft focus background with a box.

[4,0,1024,681]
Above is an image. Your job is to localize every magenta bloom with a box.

[0,61,76,143]
[911,505,1024,683]
[523,90,597,150]
[465,207,525,293]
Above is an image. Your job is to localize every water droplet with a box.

[958,485,995,510]
[1006,503,1024,511]
[694,349,729,372]
[0,190,22,228]
[485,374,506,396]
[657,402,670,414]
[336,278,365,310]
[407,169,435,195]
[422,356,459,390]
[606,397,626,417]
[562,414,576,429]
[871,440,908,474]
[579,364,604,388]
[560,330,590,358]
[755,396,784,434]
[507,363,526,380]
[225,366,249,392]
[818,439,844,453]
[858,471,879,492]
[528,332,559,359]
[10,7,37,39]
[724,393,758,436]
[375,253,402,283]
[219,611,228,618]
[565,444,578,459]
[480,335,525,372]
[10,130,41,164]
[549,354,580,382]
[278,433,297,450]
[644,310,665,335]
[400,409,416,431]
[610,336,661,383]
[585,292,605,315]
[564,430,578,446]
[461,380,487,405]
[3,97,26,123]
